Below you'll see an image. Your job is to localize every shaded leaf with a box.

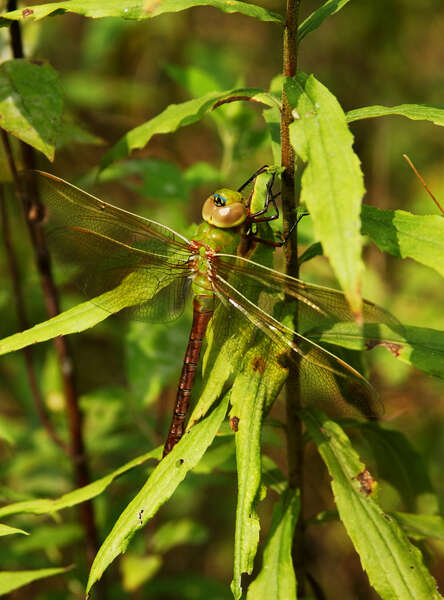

[0,448,160,518]
[347,104,444,127]
[287,73,364,317]
[0,566,70,595]
[247,489,300,600]
[393,513,444,541]
[151,518,208,554]
[302,408,442,600]
[0,0,283,24]
[86,394,229,596]
[361,205,444,278]
[0,59,62,161]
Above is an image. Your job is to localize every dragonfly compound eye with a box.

[202,188,248,229]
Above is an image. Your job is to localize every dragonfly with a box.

[35,167,389,457]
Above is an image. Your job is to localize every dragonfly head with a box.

[202,188,247,229]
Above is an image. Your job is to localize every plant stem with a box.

[281,0,305,593]
[4,3,103,586]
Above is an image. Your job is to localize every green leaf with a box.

[287,73,365,317]
[0,523,28,537]
[361,205,444,278]
[0,272,159,357]
[86,394,229,596]
[347,104,444,127]
[0,448,160,518]
[298,0,352,42]
[0,0,283,24]
[120,553,162,592]
[151,518,208,554]
[356,424,439,515]
[392,513,444,541]
[0,59,62,161]
[298,241,323,266]
[246,489,300,600]
[0,566,70,595]
[302,409,442,600]
[100,88,278,169]
[308,322,444,379]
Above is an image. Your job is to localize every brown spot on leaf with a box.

[366,339,402,357]
[30,59,44,66]
[251,356,266,374]
[354,469,376,496]
[22,8,34,16]
[230,416,239,432]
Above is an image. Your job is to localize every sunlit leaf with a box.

[120,553,162,592]
[246,489,300,600]
[347,104,444,127]
[0,273,160,357]
[0,448,160,518]
[302,409,441,600]
[101,88,278,169]
[309,321,444,379]
[0,0,283,25]
[0,566,70,595]
[0,523,28,537]
[298,0,352,42]
[361,205,444,278]
[287,73,365,317]
[0,59,62,161]
[86,395,229,596]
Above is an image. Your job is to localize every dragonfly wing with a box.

[35,171,192,322]
[214,253,397,333]
[211,267,383,419]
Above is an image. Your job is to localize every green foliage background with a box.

[0,1,443,599]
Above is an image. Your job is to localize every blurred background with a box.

[0,0,443,598]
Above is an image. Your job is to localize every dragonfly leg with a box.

[237,165,269,193]
[246,212,310,247]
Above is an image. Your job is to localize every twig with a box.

[402,153,444,215]
[4,2,103,582]
[281,0,305,593]
[0,186,67,452]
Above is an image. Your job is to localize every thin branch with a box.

[281,0,305,594]
[402,153,444,215]
[0,185,67,452]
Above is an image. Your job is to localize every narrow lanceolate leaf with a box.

[308,322,444,379]
[230,360,284,600]
[347,104,444,127]
[246,489,300,600]
[361,205,444,278]
[101,88,277,169]
[0,524,28,537]
[302,409,442,600]
[0,0,283,24]
[0,273,158,356]
[0,59,62,161]
[298,0,352,42]
[86,395,229,597]
[0,566,70,595]
[0,448,160,519]
[287,73,365,318]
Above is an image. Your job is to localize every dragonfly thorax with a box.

[202,188,247,228]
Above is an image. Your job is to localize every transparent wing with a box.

[35,171,193,321]
[211,255,386,418]
[215,253,397,332]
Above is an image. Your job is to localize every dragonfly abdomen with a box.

[163,296,214,457]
